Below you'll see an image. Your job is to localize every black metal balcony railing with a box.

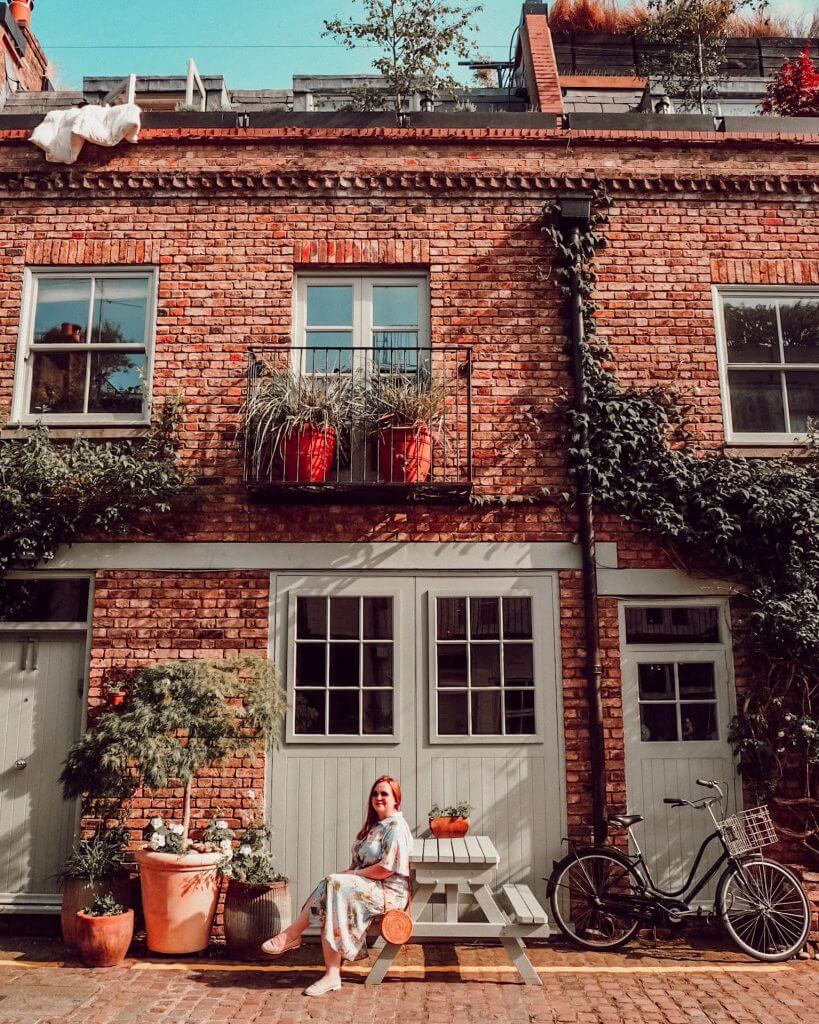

[243,346,473,502]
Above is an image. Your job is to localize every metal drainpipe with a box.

[556,194,608,845]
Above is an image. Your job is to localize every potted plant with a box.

[219,823,291,961]
[75,892,134,968]
[58,827,132,952]
[370,369,445,483]
[243,362,357,483]
[60,655,286,955]
[428,802,474,839]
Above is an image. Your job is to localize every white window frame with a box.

[713,285,819,445]
[11,267,158,427]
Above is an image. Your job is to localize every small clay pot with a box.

[61,874,132,952]
[429,816,470,839]
[75,908,134,967]
[107,691,126,707]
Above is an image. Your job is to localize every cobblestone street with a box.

[0,936,815,1024]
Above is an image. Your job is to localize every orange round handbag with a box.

[380,884,413,946]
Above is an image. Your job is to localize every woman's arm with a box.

[351,864,393,880]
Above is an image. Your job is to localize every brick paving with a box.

[0,937,816,1024]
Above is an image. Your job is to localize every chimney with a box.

[1,1,50,101]
[518,2,563,115]
[9,1,33,27]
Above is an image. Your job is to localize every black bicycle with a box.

[546,779,810,962]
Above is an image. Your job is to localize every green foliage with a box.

[58,827,130,885]
[220,824,288,884]
[544,193,819,852]
[82,892,126,917]
[324,0,482,119]
[429,801,474,819]
[370,367,446,428]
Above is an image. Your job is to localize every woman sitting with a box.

[262,774,413,997]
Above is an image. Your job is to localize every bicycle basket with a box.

[716,806,778,856]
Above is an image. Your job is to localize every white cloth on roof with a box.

[30,103,141,165]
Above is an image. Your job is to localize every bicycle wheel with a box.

[549,849,644,951]
[718,857,810,962]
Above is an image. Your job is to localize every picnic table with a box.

[365,834,549,986]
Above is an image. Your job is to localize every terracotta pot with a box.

[9,2,33,27]
[75,908,134,968]
[135,849,222,954]
[107,691,126,707]
[61,874,132,952]
[280,426,336,482]
[429,816,470,839]
[377,424,433,483]
[224,879,292,960]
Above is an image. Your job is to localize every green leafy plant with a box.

[58,827,130,885]
[370,369,446,428]
[219,823,288,884]
[60,656,287,848]
[429,801,474,819]
[82,892,126,917]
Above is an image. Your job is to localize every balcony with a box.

[242,346,473,503]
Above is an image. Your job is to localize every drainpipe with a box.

[556,194,608,845]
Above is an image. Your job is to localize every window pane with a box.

[295,644,325,687]
[297,597,326,639]
[373,285,419,327]
[472,691,502,735]
[640,704,678,742]
[438,691,468,735]
[33,278,90,344]
[306,285,353,327]
[470,597,499,639]
[625,607,720,644]
[0,579,89,622]
[88,351,146,414]
[29,351,87,413]
[780,299,819,363]
[678,662,716,699]
[373,332,420,371]
[363,597,392,639]
[330,597,358,639]
[305,333,353,372]
[728,370,786,432]
[295,690,325,734]
[363,690,393,735]
[680,703,718,741]
[437,598,466,640]
[471,644,501,687]
[329,690,359,734]
[437,644,467,686]
[786,371,819,432]
[362,644,392,687]
[503,597,532,639]
[723,299,778,363]
[637,663,675,701]
[505,690,536,734]
[91,277,148,345]
[329,644,359,686]
[504,644,534,686]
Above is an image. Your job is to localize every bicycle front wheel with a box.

[718,857,810,962]
[549,849,643,951]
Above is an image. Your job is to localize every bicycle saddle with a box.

[608,813,644,829]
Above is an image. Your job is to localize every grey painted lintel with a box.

[597,568,738,597]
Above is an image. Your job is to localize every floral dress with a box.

[304,812,413,961]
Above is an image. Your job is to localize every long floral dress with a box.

[304,812,413,961]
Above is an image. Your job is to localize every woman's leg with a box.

[320,933,342,981]
[261,904,310,954]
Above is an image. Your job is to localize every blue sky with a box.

[35,1,817,91]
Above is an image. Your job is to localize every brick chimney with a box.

[518,2,563,115]
[1,1,49,102]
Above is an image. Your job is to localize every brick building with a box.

[0,1,817,921]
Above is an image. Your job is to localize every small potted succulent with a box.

[58,827,132,952]
[428,801,474,839]
[75,891,134,968]
[219,823,291,961]
[370,369,445,483]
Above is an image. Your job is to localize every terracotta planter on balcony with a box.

[377,424,433,483]
[280,426,336,482]
[429,816,470,839]
[135,849,222,954]
[75,908,134,968]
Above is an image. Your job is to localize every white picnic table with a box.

[365,834,549,986]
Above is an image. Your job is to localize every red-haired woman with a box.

[262,775,412,997]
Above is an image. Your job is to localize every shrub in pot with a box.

[58,827,132,952]
[75,891,134,968]
[61,655,286,955]
[370,369,445,483]
[428,802,474,839]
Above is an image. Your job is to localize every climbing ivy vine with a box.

[544,193,819,857]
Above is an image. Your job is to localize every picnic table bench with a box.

[365,834,549,986]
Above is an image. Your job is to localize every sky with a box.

[31,0,819,92]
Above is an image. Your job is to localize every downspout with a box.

[556,194,608,845]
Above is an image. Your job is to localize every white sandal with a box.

[303,976,342,997]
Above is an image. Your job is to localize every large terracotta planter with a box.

[429,816,470,839]
[60,874,132,952]
[75,909,134,968]
[224,879,292,960]
[135,849,222,954]
[280,426,336,482]
[377,424,433,483]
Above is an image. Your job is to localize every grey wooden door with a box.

[0,632,85,907]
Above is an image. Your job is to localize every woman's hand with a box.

[351,865,393,880]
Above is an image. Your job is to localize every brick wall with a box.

[0,8,47,98]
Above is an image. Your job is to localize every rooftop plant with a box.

[761,45,819,116]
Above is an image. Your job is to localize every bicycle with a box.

[546,779,810,962]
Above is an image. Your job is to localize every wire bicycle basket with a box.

[716,806,778,856]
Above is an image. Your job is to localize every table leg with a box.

[365,882,436,986]
[445,884,459,923]
[473,884,542,987]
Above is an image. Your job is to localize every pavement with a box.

[0,935,816,1024]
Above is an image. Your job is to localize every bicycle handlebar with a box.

[663,796,721,810]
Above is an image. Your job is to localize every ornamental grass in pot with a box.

[370,369,445,483]
[428,802,474,839]
[58,827,132,952]
[75,892,134,968]
[61,656,286,955]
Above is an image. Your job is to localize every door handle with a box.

[14,759,27,771]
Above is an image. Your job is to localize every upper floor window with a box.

[715,288,819,442]
[13,269,156,425]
